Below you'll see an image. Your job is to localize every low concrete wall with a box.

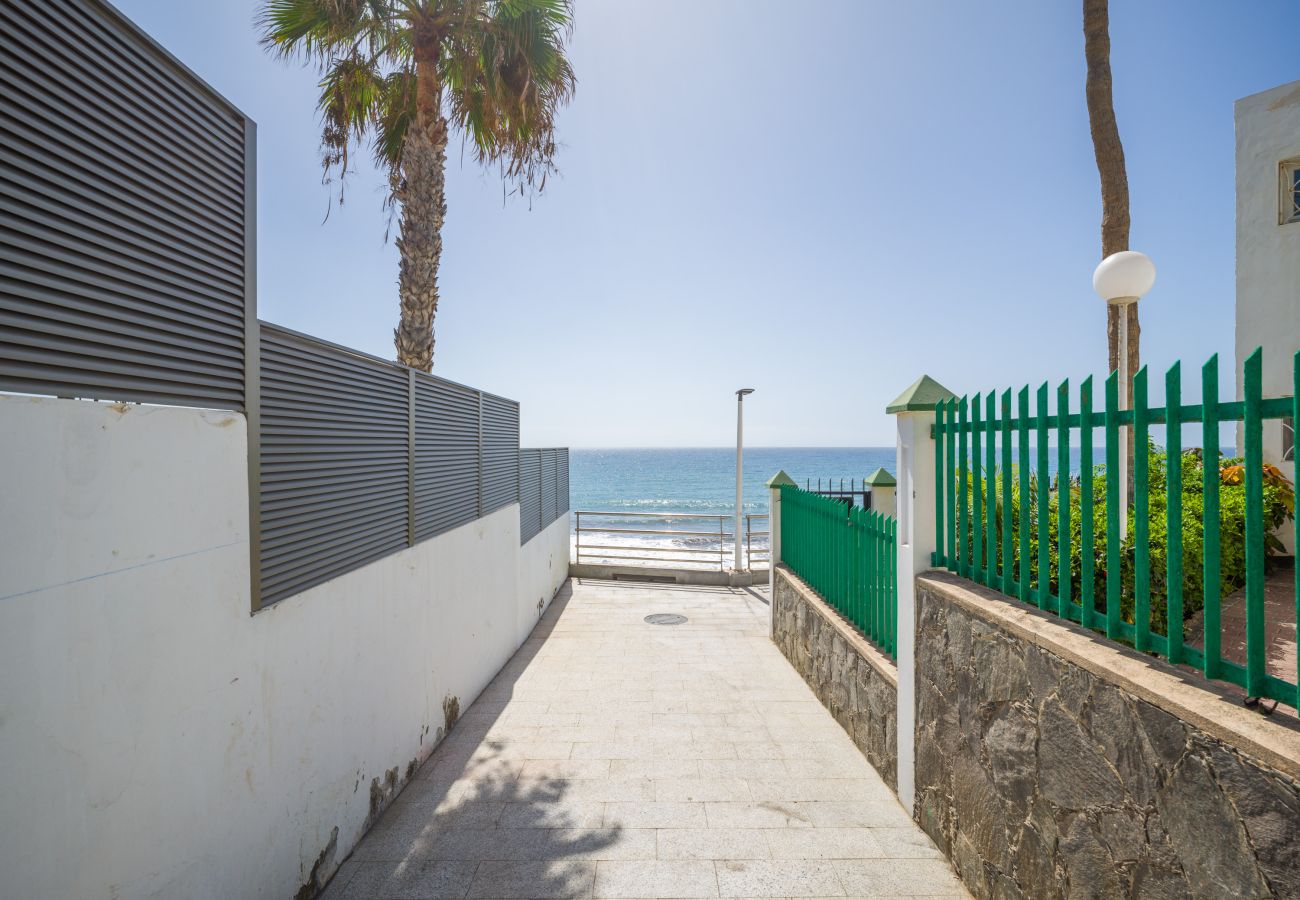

[771,566,898,790]
[915,571,1300,899]
[569,562,768,587]
[0,396,569,900]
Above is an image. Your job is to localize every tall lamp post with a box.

[1092,250,1156,538]
[735,388,755,571]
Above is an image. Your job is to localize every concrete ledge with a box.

[568,562,768,587]
[776,566,897,689]
[918,570,1300,782]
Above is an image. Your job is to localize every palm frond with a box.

[257,0,390,61]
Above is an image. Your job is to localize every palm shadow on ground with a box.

[321,584,622,899]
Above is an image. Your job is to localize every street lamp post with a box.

[735,388,754,571]
[1092,251,1156,539]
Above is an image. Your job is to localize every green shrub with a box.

[956,440,1295,634]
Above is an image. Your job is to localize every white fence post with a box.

[864,467,896,516]
[887,375,954,815]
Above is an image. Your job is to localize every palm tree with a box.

[1083,0,1136,389]
[258,0,576,371]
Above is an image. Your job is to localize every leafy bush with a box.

[958,441,1295,635]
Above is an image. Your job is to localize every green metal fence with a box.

[931,348,1299,709]
[780,484,897,659]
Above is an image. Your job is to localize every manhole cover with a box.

[644,614,687,626]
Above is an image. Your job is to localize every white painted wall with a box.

[1236,80,1300,554]
[0,396,568,900]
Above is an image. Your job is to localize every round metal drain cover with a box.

[644,613,687,626]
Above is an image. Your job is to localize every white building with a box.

[1235,80,1298,530]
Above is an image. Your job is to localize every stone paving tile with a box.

[745,779,891,803]
[764,827,886,860]
[654,778,752,802]
[610,758,701,779]
[714,859,845,897]
[326,580,967,899]
[792,800,915,830]
[521,759,616,780]
[834,859,968,896]
[593,860,719,898]
[322,859,479,899]
[603,801,707,829]
[703,802,813,830]
[468,860,596,898]
[656,829,772,861]
[499,798,607,829]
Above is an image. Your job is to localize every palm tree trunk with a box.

[1085,0,1137,497]
[394,57,448,373]
[1084,0,1135,377]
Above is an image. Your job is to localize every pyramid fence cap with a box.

[766,470,797,489]
[886,374,956,414]
[864,467,897,487]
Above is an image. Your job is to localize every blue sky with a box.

[116,0,1296,448]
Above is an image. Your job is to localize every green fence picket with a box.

[1166,362,1184,664]
[1105,371,1121,640]
[1036,382,1050,610]
[1134,366,1151,653]
[959,396,969,579]
[1058,379,1071,620]
[1244,349,1265,697]
[783,345,1293,703]
[1201,355,1221,681]
[1017,386,1031,604]
[1001,389,1012,596]
[779,484,896,661]
[946,398,957,573]
[972,393,984,585]
[1080,375,1096,631]
[934,403,945,567]
[986,392,996,587]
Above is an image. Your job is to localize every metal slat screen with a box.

[413,375,480,541]
[557,451,570,517]
[259,325,409,604]
[0,0,250,408]
[481,394,520,515]
[520,450,543,543]
[541,450,560,525]
[518,448,568,545]
[0,0,567,607]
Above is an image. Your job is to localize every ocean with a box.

[569,447,895,567]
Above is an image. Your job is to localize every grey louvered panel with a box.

[541,450,559,525]
[481,394,519,515]
[259,325,408,604]
[557,450,570,514]
[413,374,479,540]
[0,0,248,409]
[519,450,542,544]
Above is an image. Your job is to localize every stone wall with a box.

[915,572,1300,899]
[772,566,898,790]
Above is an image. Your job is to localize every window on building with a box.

[1282,160,1300,225]
[1284,415,1295,463]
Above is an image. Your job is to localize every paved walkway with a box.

[323,579,967,899]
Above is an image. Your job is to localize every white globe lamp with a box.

[1092,250,1156,303]
[1092,250,1154,540]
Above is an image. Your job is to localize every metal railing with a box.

[932,348,1299,709]
[779,485,897,659]
[574,511,769,571]
[746,513,770,568]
